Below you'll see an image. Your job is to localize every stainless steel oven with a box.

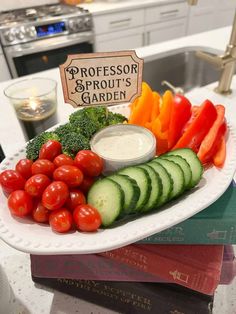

[0,4,94,78]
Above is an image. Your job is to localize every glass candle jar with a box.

[4,78,58,141]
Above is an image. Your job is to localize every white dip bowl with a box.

[90,124,156,175]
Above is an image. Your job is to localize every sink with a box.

[142,46,223,94]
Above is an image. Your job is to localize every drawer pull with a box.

[109,18,132,28]
[160,9,179,16]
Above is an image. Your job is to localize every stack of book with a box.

[31,180,236,313]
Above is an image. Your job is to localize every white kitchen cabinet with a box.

[144,18,187,46]
[144,1,188,45]
[93,8,144,35]
[93,1,189,51]
[187,0,216,35]
[0,46,11,82]
[213,0,236,29]
[95,26,144,52]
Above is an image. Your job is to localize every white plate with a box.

[0,104,236,255]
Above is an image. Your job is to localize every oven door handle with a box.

[4,32,94,57]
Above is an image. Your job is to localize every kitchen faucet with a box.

[188,0,236,95]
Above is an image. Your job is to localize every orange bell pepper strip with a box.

[212,136,226,168]
[128,82,153,126]
[172,99,217,153]
[151,91,161,122]
[151,117,169,155]
[197,105,226,163]
[158,90,173,131]
[167,94,192,149]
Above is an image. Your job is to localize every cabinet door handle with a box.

[147,31,150,45]
[160,9,179,17]
[109,18,132,28]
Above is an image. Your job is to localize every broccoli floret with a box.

[106,112,127,125]
[60,132,90,158]
[54,123,74,140]
[69,107,127,138]
[26,131,60,160]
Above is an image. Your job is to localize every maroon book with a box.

[31,244,224,295]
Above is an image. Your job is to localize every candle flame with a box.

[29,97,39,111]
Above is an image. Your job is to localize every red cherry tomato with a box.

[0,170,26,195]
[79,176,95,194]
[39,140,62,161]
[65,189,86,211]
[53,154,74,168]
[31,159,55,177]
[49,208,73,233]
[74,150,103,177]
[53,165,83,188]
[8,190,33,217]
[25,174,51,197]
[42,181,69,211]
[32,199,50,223]
[73,204,101,232]
[15,159,33,179]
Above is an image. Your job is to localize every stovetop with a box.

[0,4,88,26]
[0,4,92,46]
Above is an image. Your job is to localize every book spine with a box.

[30,254,167,283]
[99,245,221,295]
[138,220,236,244]
[32,277,214,314]
[30,252,231,286]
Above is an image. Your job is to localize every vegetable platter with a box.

[0,103,236,255]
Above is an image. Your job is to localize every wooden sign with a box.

[59,51,143,108]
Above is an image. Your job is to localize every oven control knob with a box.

[15,29,25,40]
[4,30,15,42]
[25,26,36,39]
[68,20,77,32]
[76,18,84,30]
[84,17,92,29]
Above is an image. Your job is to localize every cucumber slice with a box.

[165,148,203,188]
[87,178,124,227]
[118,167,151,212]
[137,164,163,212]
[160,155,192,189]
[152,158,185,199]
[109,174,140,214]
[148,161,173,205]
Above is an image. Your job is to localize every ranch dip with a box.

[93,129,153,160]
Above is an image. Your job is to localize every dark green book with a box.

[138,181,236,244]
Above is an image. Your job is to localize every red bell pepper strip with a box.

[172,99,217,153]
[197,105,226,164]
[212,136,226,168]
[168,94,192,149]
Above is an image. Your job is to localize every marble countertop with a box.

[80,0,186,16]
[1,26,236,313]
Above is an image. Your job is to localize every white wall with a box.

[1,0,59,11]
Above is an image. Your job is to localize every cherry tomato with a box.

[53,165,83,188]
[42,181,69,211]
[8,190,33,217]
[0,170,26,195]
[31,159,55,177]
[74,150,103,177]
[32,199,50,223]
[39,140,62,161]
[15,159,33,179]
[25,174,51,197]
[53,154,74,168]
[49,208,73,233]
[73,204,101,232]
[79,176,95,194]
[65,189,86,211]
